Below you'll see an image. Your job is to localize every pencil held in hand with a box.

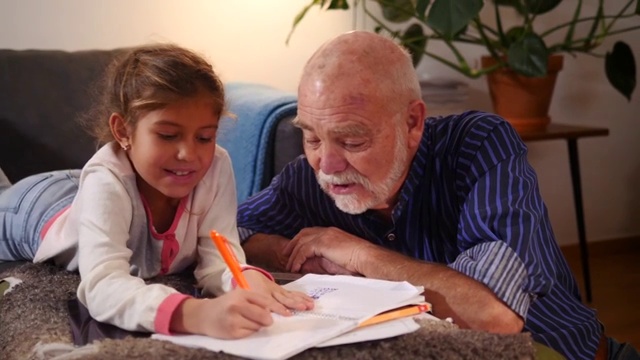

[210,230,250,290]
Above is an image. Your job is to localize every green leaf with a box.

[495,0,561,16]
[377,0,416,23]
[507,32,549,77]
[286,0,325,45]
[328,0,350,9]
[416,0,431,19]
[523,0,562,15]
[505,26,527,47]
[401,23,428,66]
[426,0,484,39]
[605,41,636,100]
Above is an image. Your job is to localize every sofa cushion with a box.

[218,82,302,203]
[0,49,124,182]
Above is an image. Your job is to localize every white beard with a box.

[316,127,409,214]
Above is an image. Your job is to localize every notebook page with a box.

[283,274,423,321]
[152,274,423,360]
[153,315,355,360]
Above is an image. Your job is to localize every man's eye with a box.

[305,138,321,146]
[343,141,365,150]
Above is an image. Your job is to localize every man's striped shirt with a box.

[238,111,601,359]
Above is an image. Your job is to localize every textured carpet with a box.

[0,263,536,359]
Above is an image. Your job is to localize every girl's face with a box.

[126,92,219,206]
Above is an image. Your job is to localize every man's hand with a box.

[299,256,358,275]
[283,227,374,274]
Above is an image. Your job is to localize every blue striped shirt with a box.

[238,111,601,359]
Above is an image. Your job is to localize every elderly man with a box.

[237,31,619,359]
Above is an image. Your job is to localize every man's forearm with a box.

[357,246,524,334]
[242,233,290,272]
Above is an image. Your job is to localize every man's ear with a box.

[109,113,131,148]
[406,100,426,149]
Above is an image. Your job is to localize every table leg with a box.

[567,139,592,303]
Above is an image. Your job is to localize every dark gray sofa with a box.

[0,49,123,183]
[0,48,303,273]
[0,49,542,360]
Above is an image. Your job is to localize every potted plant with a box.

[287,0,639,131]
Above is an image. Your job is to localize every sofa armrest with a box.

[218,82,303,203]
[270,114,303,185]
[0,49,125,182]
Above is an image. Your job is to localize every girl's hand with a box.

[244,269,314,314]
[171,291,276,339]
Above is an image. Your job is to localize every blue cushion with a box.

[218,82,298,203]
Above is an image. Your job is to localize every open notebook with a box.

[152,274,429,360]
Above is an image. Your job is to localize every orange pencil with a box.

[358,303,431,328]
[210,230,250,290]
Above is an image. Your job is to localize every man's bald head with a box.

[299,31,421,107]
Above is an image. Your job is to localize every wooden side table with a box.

[518,124,609,303]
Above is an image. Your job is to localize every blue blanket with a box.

[217,82,298,203]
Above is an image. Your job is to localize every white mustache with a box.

[317,170,370,188]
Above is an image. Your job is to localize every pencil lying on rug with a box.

[359,303,431,328]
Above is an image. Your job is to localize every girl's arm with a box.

[193,149,313,311]
[75,165,181,333]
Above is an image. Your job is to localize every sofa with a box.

[0,47,303,273]
[0,48,542,360]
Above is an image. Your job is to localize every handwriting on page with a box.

[307,287,337,300]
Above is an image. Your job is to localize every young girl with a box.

[0,44,313,339]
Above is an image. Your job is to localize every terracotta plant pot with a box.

[481,55,564,132]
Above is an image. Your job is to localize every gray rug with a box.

[0,263,536,359]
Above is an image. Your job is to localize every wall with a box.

[1,0,638,245]
[0,0,355,91]
[406,1,640,246]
